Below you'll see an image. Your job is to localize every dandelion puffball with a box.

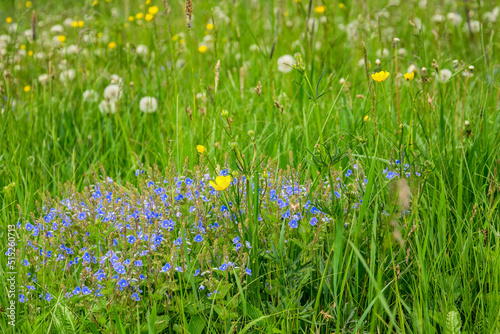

[439,69,452,83]
[83,90,99,103]
[136,44,148,58]
[98,100,116,114]
[277,55,295,73]
[38,74,49,85]
[59,69,76,83]
[103,84,122,102]
[139,96,158,113]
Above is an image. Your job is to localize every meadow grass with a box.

[1,0,500,333]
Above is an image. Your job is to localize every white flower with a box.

[59,69,76,83]
[8,23,18,34]
[110,74,122,85]
[61,45,79,56]
[139,96,158,113]
[63,18,73,27]
[38,74,50,85]
[35,52,46,60]
[50,24,64,34]
[98,100,116,114]
[466,20,480,33]
[407,64,418,74]
[446,13,462,26]
[83,90,99,103]
[103,84,122,102]
[0,34,11,43]
[439,69,452,83]
[136,44,148,58]
[483,7,499,24]
[432,14,445,23]
[398,48,407,57]
[277,55,295,73]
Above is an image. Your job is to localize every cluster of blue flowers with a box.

[15,161,420,305]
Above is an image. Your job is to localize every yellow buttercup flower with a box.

[26,1,32,8]
[148,6,159,15]
[371,71,390,82]
[28,50,33,56]
[339,3,346,9]
[145,0,151,4]
[404,72,415,81]
[71,21,78,28]
[78,20,84,27]
[128,16,134,22]
[196,145,206,154]
[145,13,154,21]
[21,45,26,50]
[24,85,31,92]
[206,23,214,30]
[364,115,370,121]
[135,12,144,20]
[57,35,66,43]
[171,34,179,41]
[314,6,326,14]
[108,42,117,49]
[198,45,207,53]
[6,17,13,24]
[210,175,232,191]
[92,0,98,6]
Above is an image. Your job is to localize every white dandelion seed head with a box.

[439,69,452,82]
[446,12,462,26]
[61,44,79,56]
[139,96,158,113]
[432,14,445,23]
[110,74,122,85]
[135,44,148,58]
[407,64,418,74]
[465,20,480,33]
[98,100,116,114]
[0,34,12,44]
[35,52,46,60]
[277,55,295,73]
[8,23,18,34]
[483,7,499,24]
[59,69,76,83]
[38,74,50,85]
[103,84,122,102]
[63,18,73,27]
[50,24,64,34]
[83,90,99,103]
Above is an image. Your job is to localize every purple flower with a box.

[245,268,252,276]
[194,234,203,243]
[310,217,318,226]
[289,220,298,228]
[386,171,395,179]
[131,293,140,301]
